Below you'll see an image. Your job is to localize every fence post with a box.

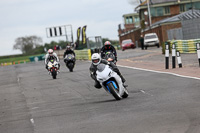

[176,51,182,68]
[196,43,200,67]
[172,43,176,68]
[165,43,169,69]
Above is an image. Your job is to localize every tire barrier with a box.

[54,49,92,60]
[74,49,91,60]
[90,48,101,55]
[168,39,200,54]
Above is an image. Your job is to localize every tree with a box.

[13,35,43,54]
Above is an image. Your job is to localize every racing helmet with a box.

[104,41,111,45]
[48,49,53,56]
[66,45,71,50]
[91,53,101,65]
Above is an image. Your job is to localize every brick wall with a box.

[119,29,141,47]
[142,22,182,45]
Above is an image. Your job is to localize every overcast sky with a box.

[0,0,138,56]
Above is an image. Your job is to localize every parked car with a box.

[144,33,160,49]
[121,39,136,51]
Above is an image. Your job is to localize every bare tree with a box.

[13,35,43,54]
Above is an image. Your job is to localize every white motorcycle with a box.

[47,59,59,79]
[96,63,128,100]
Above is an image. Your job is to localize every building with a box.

[118,13,140,46]
[118,0,200,47]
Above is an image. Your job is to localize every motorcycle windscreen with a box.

[97,63,106,72]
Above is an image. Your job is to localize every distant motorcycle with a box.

[96,63,128,100]
[47,59,59,79]
[64,54,75,72]
[104,51,117,64]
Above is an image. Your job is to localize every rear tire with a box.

[107,82,121,100]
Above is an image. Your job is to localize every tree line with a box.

[13,35,119,55]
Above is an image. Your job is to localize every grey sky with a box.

[0,0,138,56]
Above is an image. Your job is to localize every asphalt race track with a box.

[0,58,200,133]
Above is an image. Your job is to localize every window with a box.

[150,6,170,17]
[125,16,133,24]
[134,17,140,23]
[186,3,192,11]
[129,16,133,24]
[180,4,185,12]
[194,2,200,10]
[164,6,170,15]
[126,17,129,24]
[156,7,164,16]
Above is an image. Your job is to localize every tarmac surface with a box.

[117,47,200,79]
[1,48,200,133]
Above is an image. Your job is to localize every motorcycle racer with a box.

[89,53,125,89]
[100,41,117,62]
[44,49,60,70]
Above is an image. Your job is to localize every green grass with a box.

[0,54,43,64]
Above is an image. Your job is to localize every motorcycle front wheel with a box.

[52,69,57,79]
[107,82,122,100]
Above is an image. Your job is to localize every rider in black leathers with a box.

[89,53,125,89]
[63,45,76,58]
[100,41,117,62]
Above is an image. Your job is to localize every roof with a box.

[135,0,191,10]
[151,0,177,4]
[122,13,139,17]
[151,9,200,28]
[178,9,200,20]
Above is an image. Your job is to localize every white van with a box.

[144,33,160,49]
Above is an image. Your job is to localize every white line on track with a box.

[118,65,200,80]
[31,107,39,110]
[30,118,35,126]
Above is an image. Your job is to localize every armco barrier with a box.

[168,39,200,53]
[29,54,45,62]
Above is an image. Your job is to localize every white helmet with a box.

[91,53,101,65]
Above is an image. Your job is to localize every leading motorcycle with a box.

[96,63,128,100]
[47,59,59,79]
[64,54,75,72]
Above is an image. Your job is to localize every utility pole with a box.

[147,0,152,27]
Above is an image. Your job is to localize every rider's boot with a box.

[94,80,101,89]
[118,74,128,87]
